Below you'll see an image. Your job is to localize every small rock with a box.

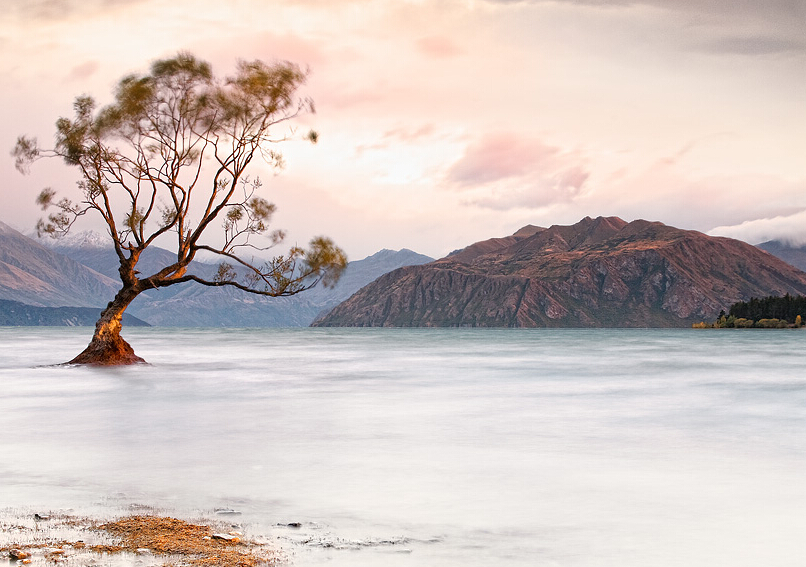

[286,522,302,528]
[9,549,29,560]
[211,533,240,542]
[214,508,241,515]
[34,513,51,521]
[228,531,243,536]
[136,548,151,554]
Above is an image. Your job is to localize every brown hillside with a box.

[314,217,806,328]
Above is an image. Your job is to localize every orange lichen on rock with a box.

[93,515,278,567]
[2,514,279,567]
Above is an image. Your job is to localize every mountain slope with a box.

[0,299,149,327]
[445,224,544,264]
[0,221,120,308]
[313,217,806,328]
[757,240,806,272]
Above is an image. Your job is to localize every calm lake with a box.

[1,327,805,566]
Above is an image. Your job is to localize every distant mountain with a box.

[45,231,222,284]
[0,221,120,308]
[33,229,433,326]
[313,216,806,328]
[757,240,806,272]
[301,248,434,307]
[0,299,149,327]
[121,248,434,326]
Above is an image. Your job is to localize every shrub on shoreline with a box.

[693,314,803,329]
[693,294,805,329]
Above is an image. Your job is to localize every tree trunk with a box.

[67,288,145,366]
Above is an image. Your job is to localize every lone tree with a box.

[13,53,347,365]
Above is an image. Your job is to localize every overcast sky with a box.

[2,0,804,259]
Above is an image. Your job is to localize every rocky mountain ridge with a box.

[314,216,806,328]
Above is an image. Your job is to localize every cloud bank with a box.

[709,211,806,246]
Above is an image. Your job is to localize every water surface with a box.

[1,327,804,566]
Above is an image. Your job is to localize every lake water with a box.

[1,327,805,566]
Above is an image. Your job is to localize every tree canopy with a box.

[13,52,347,364]
[728,294,806,323]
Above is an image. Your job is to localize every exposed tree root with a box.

[67,334,146,366]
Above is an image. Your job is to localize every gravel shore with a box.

[0,508,282,567]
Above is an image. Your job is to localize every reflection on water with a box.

[1,327,805,566]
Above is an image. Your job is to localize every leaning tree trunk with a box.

[68,288,145,366]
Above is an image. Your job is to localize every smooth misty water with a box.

[1,327,805,566]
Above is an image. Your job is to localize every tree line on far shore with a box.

[693,294,805,329]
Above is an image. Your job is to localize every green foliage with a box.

[755,318,787,329]
[248,197,276,226]
[12,135,39,173]
[729,294,806,324]
[700,295,806,329]
[304,236,349,289]
[716,314,736,328]
[151,51,212,81]
[35,188,56,208]
[214,262,237,283]
[55,96,97,165]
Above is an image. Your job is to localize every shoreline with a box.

[0,508,284,567]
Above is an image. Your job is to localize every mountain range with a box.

[0,220,432,326]
[314,216,806,328]
[4,217,806,328]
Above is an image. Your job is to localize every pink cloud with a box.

[320,84,390,110]
[447,132,591,210]
[448,132,563,186]
[385,123,437,142]
[657,132,736,167]
[416,36,463,58]
[556,165,590,191]
[7,0,150,21]
[64,60,99,82]
[466,171,588,210]
[198,31,329,78]
[246,31,328,68]
[355,124,438,154]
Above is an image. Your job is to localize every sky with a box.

[1,0,804,260]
